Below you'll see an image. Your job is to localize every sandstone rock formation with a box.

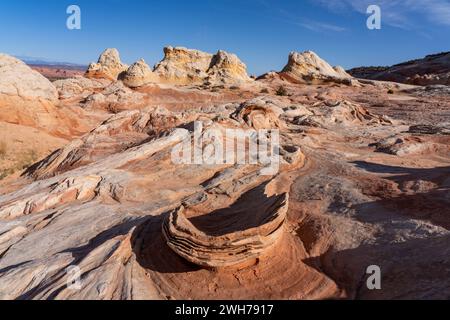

[154,46,213,84]
[154,46,252,85]
[163,192,288,268]
[121,59,157,88]
[206,50,252,84]
[1,49,450,301]
[292,100,393,129]
[83,81,145,110]
[54,76,111,100]
[348,51,450,86]
[0,54,58,101]
[409,124,450,135]
[85,48,129,81]
[280,51,351,83]
[231,97,284,130]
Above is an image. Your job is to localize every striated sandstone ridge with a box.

[280,51,351,83]
[154,46,252,85]
[348,52,450,85]
[121,59,158,88]
[85,48,129,80]
[163,192,288,268]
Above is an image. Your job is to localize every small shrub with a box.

[0,142,7,159]
[229,86,240,90]
[17,150,38,171]
[0,168,14,181]
[106,103,121,114]
[276,86,289,96]
[387,89,394,94]
[260,88,270,94]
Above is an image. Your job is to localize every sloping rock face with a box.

[54,76,111,100]
[0,54,89,136]
[280,51,350,83]
[154,46,252,85]
[85,49,129,81]
[0,54,58,101]
[25,106,183,179]
[83,81,146,111]
[292,100,393,129]
[121,59,157,88]
[348,52,450,85]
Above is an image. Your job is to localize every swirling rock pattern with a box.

[162,193,288,268]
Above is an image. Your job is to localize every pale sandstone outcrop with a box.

[0,54,58,101]
[154,46,252,85]
[25,107,185,179]
[154,46,213,84]
[85,48,129,80]
[281,51,351,83]
[293,100,393,128]
[54,76,111,100]
[121,59,158,88]
[83,81,145,109]
[206,50,252,84]
[0,54,92,141]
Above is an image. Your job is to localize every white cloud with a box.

[297,20,347,32]
[313,0,450,27]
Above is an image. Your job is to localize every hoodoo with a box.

[85,48,129,80]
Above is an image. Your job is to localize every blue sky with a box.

[0,0,449,75]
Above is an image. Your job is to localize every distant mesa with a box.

[85,48,129,81]
[348,51,450,86]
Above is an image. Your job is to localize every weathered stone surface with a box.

[85,48,129,80]
[232,97,284,129]
[163,192,288,268]
[293,100,393,129]
[83,81,145,110]
[1,55,450,301]
[54,76,111,100]
[409,124,450,135]
[121,59,158,88]
[154,46,252,85]
[154,46,213,84]
[281,51,351,83]
[349,52,450,86]
[0,54,58,101]
[206,50,252,84]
